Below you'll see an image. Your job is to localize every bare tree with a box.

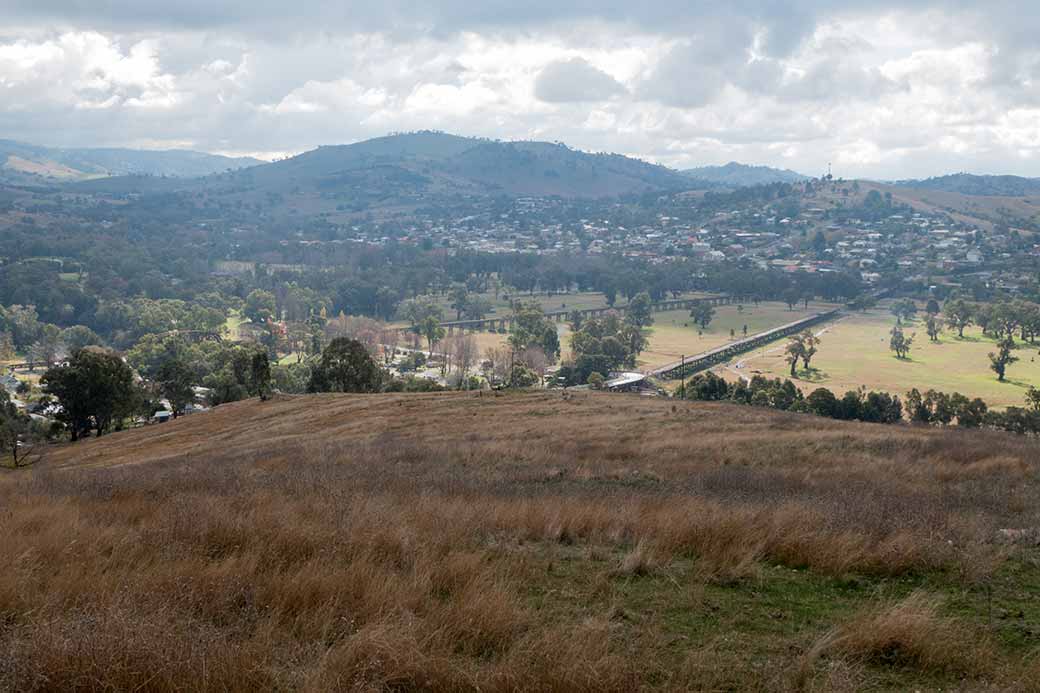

[454,335,478,388]
[286,324,312,363]
[378,327,399,365]
[440,337,455,375]
[0,332,15,361]
[0,420,44,469]
[483,346,510,387]
[520,346,548,387]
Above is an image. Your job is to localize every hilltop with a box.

[38,132,1040,231]
[5,391,1040,690]
[897,173,1040,197]
[683,161,808,187]
[0,139,262,183]
[187,131,694,200]
[63,131,700,218]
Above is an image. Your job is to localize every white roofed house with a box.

[604,372,648,393]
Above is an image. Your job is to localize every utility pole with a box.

[680,354,686,400]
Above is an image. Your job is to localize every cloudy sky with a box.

[1,1,1038,178]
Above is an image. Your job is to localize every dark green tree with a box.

[251,351,272,401]
[243,289,277,324]
[450,285,469,321]
[943,299,973,337]
[308,338,384,393]
[625,292,654,329]
[418,316,445,354]
[157,356,195,417]
[891,299,918,323]
[690,303,715,330]
[889,325,914,359]
[989,336,1018,382]
[42,347,137,440]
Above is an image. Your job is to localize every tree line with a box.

[679,371,1040,435]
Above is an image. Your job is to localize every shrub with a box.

[805,592,993,677]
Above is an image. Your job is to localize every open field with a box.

[466,329,518,355]
[223,311,248,340]
[443,324,575,359]
[4,392,1040,690]
[639,301,840,370]
[409,289,716,325]
[439,301,838,370]
[725,307,1040,408]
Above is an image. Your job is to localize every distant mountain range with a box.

[0,139,262,183]
[8,131,1039,207]
[896,173,1040,196]
[220,131,693,199]
[682,162,808,187]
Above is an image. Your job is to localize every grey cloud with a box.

[534,58,626,103]
[3,1,1040,179]
[4,2,1040,55]
[777,61,905,103]
[0,1,824,49]
[635,30,750,108]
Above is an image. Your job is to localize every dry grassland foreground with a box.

[3,391,1040,691]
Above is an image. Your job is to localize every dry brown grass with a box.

[2,391,1039,690]
[797,591,995,687]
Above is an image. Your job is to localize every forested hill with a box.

[68,131,698,202]
[896,173,1040,196]
[0,139,262,183]
[211,131,694,198]
[682,161,808,187]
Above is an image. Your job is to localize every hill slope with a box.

[0,139,262,183]
[896,173,1040,196]
[683,161,808,187]
[218,131,694,200]
[7,391,1040,690]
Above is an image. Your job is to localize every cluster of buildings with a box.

[216,192,1034,292]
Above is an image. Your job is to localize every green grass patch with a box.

[729,303,1040,408]
[223,311,248,341]
[517,542,1040,690]
[639,301,841,369]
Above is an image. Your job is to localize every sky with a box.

[1,1,1038,179]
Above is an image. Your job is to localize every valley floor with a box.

[724,306,1040,408]
[4,392,1040,691]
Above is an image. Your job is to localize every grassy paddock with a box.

[639,301,840,369]
[3,392,1040,690]
[413,289,716,322]
[223,311,248,341]
[728,306,1040,408]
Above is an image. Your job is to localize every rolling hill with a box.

[6,390,1040,690]
[896,173,1040,196]
[0,139,262,183]
[682,161,808,187]
[217,131,694,199]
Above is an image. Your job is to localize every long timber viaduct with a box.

[649,309,843,380]
[431,294,735,336]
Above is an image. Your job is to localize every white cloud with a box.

[534,57,626,103]
[1,5,1039,179]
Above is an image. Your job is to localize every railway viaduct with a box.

[432,294,736,336]
[649,309,843,380]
